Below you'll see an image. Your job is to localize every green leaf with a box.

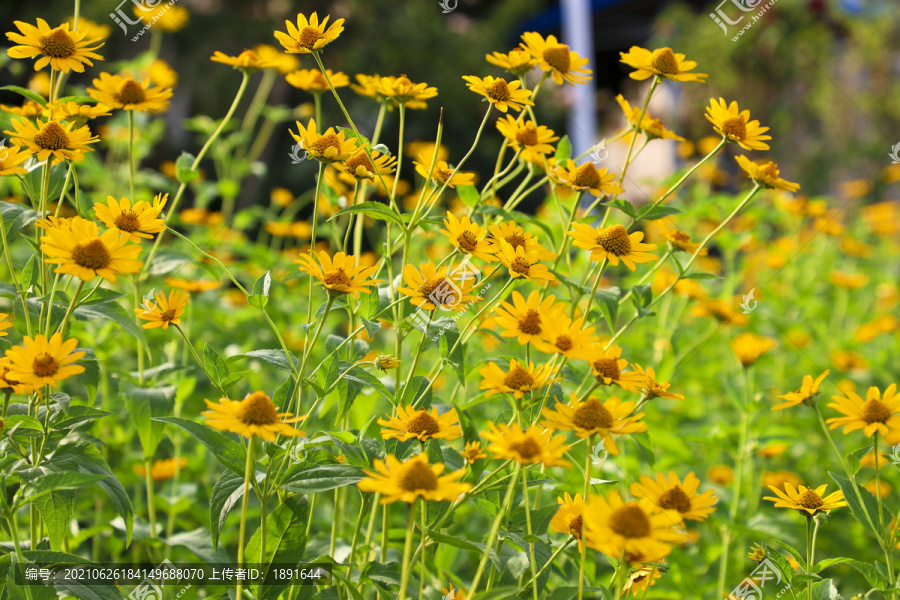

[843,559,889,589]
[154,417,247,477]
[470,586,520,600]
[209,470,244,551]
[72,302,147,346]
[35,492,74,552]
[681,272,721,280]
[554,135,571,164]
[0,85,47,106]
[811,557,854,574]
[810,579,841,600]
[609,198,636,218]
[22,255,38,292]
[18,472,108,508]
[239,348,299,371]
[772,539,806,566]
[124,385,176,460]
[636,204,681,221]
[330,201,403,226]
[0,202,41,241]
[338,365,392,403]
[245,495,309,600]
[52,405,110,430]
[203,343,230,387]
[280,464,365,494]
[761,543,795,583]
[457,185,480,207]
[4,414,43,431]
[440,327,466,385]
[372,143,391,156]
[175,151,199,184]
[248,270,272,308]
[829,471,888,535]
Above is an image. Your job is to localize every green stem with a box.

[144,457,157,538]
[522,469,539,600]
[470,465,520,593]
[805,515,813,600]
[5,514,34,600]
[174,324,228,397]
[398,501,417,600]
[127,110,136,201]
[56,280,84,336]
[235,439,254,600]
[578,435,593,600]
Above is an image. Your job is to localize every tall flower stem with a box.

[173,324,227,398]
[127,110,136,201]
[56,280,84,336]
[5,514,34,600]
[578,435,594,600]
[612,548,628,600]
[398,500,417,600]
[522,469,539,600]
[235,439,255,600]
[306,162,326,328]
[874,433,895,591]
[296,294,335,415]
[143,457,157,539]
[470,465,520,593]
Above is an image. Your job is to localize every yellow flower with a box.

[460,441,487,465]
[829,271,868,289]
[708,465,734,485]
[440,584,469,600]
[134,4,189,31]
[827,385,900,438]
[705,99,771,151]
[654,221,706,255]
[373,355,400,371]
[88,73,172,112]
[631,472,718,522]
[377,75,438,109]
[832,350,869,372]
[210,49,277,72]
[165,277,221,293]
[552,159,624,196]
[290,118,358,163]
[0,314,11,337]
[583,490,683,563]
[533,315,597,359]
[202,391,306,441]
[764,483,846,516]
[576,344,646,392]
[93,196,165,242]
[860,450,889,470]
[378,405,462,442]
[865,480,891,498]
[358,453,470,504]
[338,147,396,182]
[1,101,44,117]
[493,290,565,345]
[146,59,177,88]
[5,118,98,164]
[6,18,104,73]
[486,48,537,76]
[4,333,85,389]
[550,492,586,547]
[758,444,788,458]
[623,565,664,596]
[496,243,556,282]
[134,457,187,481]
[495,116,558,162]
[691,297,748,326]
[542,393,646,454]
[0,358,31,395]
[43,101,111,125]
[440,212,495,261]
[462,75,534,113]
[774,371,829,410]
[40,216,142,282]
[65,16,111,42]
[487,221,555,259]
[286,68,349,92]
[632,365,684,400]
[414,159,476,188]
[397,260,482,312]
[569,223,657,271]
[520,32,592,86]
[619,46,706,82]
[295,250,381,298]
[735,156,799,191]
[748,543,767,562]
[729,333,777,366]
[274,12,343,54]
[481,422,570,467]
[135,289,188,330]
[479,360,557,399]
[0,144,32,176]
[615,95,684,141]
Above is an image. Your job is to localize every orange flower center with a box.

[515,125,539,146]
[345,152,374,175]
[593,357,621,381]
[596,224,632,257]
[609,504,652,538]
[554,335,573,352]
[861,399,891,424]
[406,410,440,436]
[510,257,532,275]
[797,489,824,510]
[159,308,177,322]
[485,78,511,102]
[571,163,601,189]
[114,210,141,232]
[760,162,779,179]
[456,230,478,252]
[510,436,542,461]
[721,117,747,140]
[572,398,613,430]
[297,26,323,50]
[518,310,542,335]
[34,122,70,151]
[399,460,438,492]
[116,79,147,105]
[32,354,58,377]
[323,268,352,288]
[419,277,453,302]
[310,132,342,156]
[542,45,571,73]
[569,514,583,539]
[658,486,692,513]
[503,365,535,390]
[72,239,111,270]
[39,29,76,59]
[237,391,278,426]
[649,48,679,75]
[504,232,527,249]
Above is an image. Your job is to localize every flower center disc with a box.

[116,79,147,105]
[323,268,352,287]
[510,437,542,461]
[298,26,323,50]
[658,486,692,513]
[32,354,58,377]
[406,411,440,436]
[572,398,614,430]
[596,224,632,256]
[238,391,279,426]
[510,257,531,275]
[310,133,341,155]
[39,29,76,59]
[649,48,679,75]
[861,399,891,424]
[555,335,573,351]
[518,310,542,335]
[569,514,583,539]
[159,309,177,321]
[34,122,70,151]
[543,45,571,73]
[504,366,535,390]
[797,489,824,510]
[486,78,511,102]
[346,153,374,174]
[572,163,601,189]
[114,210,141,232]
[72,239,111,270]
[609,504,652,538]
[505,232,527,249]
[516,126,538,146]
[399,460,438,491]
[721,117,747,139]
[457,231,478,252]
[593,357,621,381]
